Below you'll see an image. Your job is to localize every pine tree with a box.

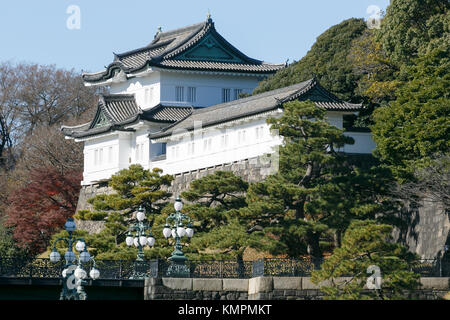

[247,100,355,260]
[71,164,174,260]
[372,48,450,181]
[180,171,273,262]
[311,220,421,300]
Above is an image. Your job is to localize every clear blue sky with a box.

[0,0,390,73]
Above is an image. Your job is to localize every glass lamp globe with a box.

[174,197,183,212]
[75,241,86,252]
[186,227,194,238]
[74,266,87,279]
[64,218,76,232]
[50,250,61,263]
[79,250,91,263]
[125,236,134,246]
[147,236,155,247]
[136,210,146,222]
[133,237,139,247]
[163,226,172,239]
[64,250,76,263]
[139,236,147,246]
[177,226,186,238]
[89,268,100,280]
[171,229,177,239]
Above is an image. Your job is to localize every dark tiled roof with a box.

[96,94,140,125]
[143,104,194,123]
[83,18,284,83]
[158,60,284,73]
[61,95,194,139]
[150,78,362,140]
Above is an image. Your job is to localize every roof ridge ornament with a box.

[155,26,162,39]
[206,10,212,22]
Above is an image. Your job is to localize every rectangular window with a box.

[99,148,103,165]
[187,87,196,103]
[94,149,98,166]
[108,146,113,164]
[175,86,184,102]
[256,126,265,140]
[144,88,150,105]
[136,144,140,161]
[221,134,228,148]
[222,88,231,103]
[234,89,243,100]
[238,130,246,144]
[188,142,195,156]
[203,138,212,152]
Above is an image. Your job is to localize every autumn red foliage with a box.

[5,167,82,254]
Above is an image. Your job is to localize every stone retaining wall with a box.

[144,276,450,300]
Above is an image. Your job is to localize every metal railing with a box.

[0,257,448,280]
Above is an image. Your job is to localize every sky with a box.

[0,0,390,73]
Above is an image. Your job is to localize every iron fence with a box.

[0,257,448,279]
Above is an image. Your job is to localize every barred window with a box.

[222,88,231,103]
[234,89,243,100]
[175,86,184,102]
[187,87,196,103]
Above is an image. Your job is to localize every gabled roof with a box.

[61,94,194,139]
[150,78,363,140]
[82,18,285,84]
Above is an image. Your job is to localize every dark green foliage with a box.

[311,220,421,300]
[74,209,108,221]
[255,18,367,103]
[372,48,450,180]
[180,171,271,260]
[63,164,173,260]
[0,221,28,257]
[246,101,355,258]
[379,0,449,64]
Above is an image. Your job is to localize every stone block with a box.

[248,293,269,300]
[420,277,450,290]
[162,277,193,291]
[248,276,273,295]
[223,279,248,292]
[193,278,223,291]
[301,277,320,290]
[273,277,302,290]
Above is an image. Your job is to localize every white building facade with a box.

[62,18,375,186]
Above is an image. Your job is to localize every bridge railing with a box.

[0,257,448,279]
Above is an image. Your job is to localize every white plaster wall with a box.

[81,112,375,185]
[109,71,261,110]
[82,133,121,185]
[341,132,376,154]
[151,117,282,175]
[109,72,161,110]
[159,72,261,107]
[150,112,375,175]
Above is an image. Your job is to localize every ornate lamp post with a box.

[125,206,155,278]
[50,217,99,300]
[162,197,194,277]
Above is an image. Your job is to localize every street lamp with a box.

[163,197,194,277]
[125,205,155,278]
[50,217,99,300]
